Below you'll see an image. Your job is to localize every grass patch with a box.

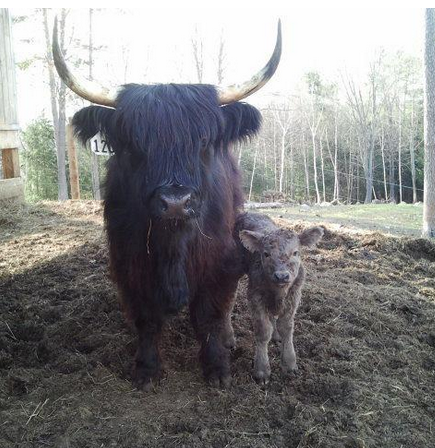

[265,203,423,237]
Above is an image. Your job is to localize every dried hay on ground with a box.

[1,201,434,448]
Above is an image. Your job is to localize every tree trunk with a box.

[319,133,326,202]
[423,8,435,237]
[88,9,101,200]
[380,125,388,200]
[289,142,294,200]
[389,151,396,202]
[398,112,403,203]
[216,30,225,84]
[311,131,321,203]
[248,143,259,201]
[43,8,68,201]
[334,109,339,201]
[302,134,310,201]
[273,120,277,190]
[279,129,285,193]
[191,27,204,83]
[409,100,417,203]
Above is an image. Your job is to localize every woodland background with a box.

[3,9,425,205]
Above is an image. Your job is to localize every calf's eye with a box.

[263,251,270,258]
[293,250,299,256]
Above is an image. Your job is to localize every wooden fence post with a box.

[0,8,23,201]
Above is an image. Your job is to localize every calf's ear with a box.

[239,230,263,253]
[299,227,324,247]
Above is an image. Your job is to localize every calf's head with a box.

[239,226,324,287]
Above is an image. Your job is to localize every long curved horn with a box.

[217,19,282,105]
[52,16,119,107]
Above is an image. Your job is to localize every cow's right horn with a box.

[217,19,282,105]
[52,16,119,107]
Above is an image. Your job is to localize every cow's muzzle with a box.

[151,185,197,220]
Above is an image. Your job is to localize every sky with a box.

[8,6,425,126]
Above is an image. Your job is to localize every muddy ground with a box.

[0,201,434,448]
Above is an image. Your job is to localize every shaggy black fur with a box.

[73,83,262,388]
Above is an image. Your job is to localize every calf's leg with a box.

[276,291,301,374]
[221,293,236,349]
[250,297,274,384]
[271,317,282,343]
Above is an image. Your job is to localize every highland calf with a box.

[236,213,323,384]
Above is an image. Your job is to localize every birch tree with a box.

[191,27,204,83]
[43,8,68,200]
[88,8,101,200]
[423,8,435,238]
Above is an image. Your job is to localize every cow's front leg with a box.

[190,292,235,388]
[250,297,274,385]
[134,315,163,390]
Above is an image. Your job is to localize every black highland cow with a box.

[52,19,282,388]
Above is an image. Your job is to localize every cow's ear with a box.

[299,227,324,248]
[239,230,263,253]
[221,102,262,144]
[72,106,116,147]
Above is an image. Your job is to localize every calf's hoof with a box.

[253,369,271,386]
[272,331,282,343]
[282,362,298,377]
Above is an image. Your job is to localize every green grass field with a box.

[264,202,424,237]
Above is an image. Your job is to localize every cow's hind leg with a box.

[133,314,164,390]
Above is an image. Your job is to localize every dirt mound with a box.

[1,201,434,447]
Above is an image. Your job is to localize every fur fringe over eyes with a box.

[72,84,262,154]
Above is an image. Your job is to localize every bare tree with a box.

[88,8,101,200]
[409,99,418,203]
[423,8,435,237]
[248,142,259,201]
[216,30,225,84]
[342,64,379,204]
[191,27,204,83]
[273,105,292,193]
[43,8,68,200]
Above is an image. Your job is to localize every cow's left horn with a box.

[217,20,282,105]
[52,16,119,107]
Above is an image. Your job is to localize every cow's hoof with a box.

[222,333,236,350]
[134,376,154,392]
[208,372,232,389]
[133,365,163,391]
